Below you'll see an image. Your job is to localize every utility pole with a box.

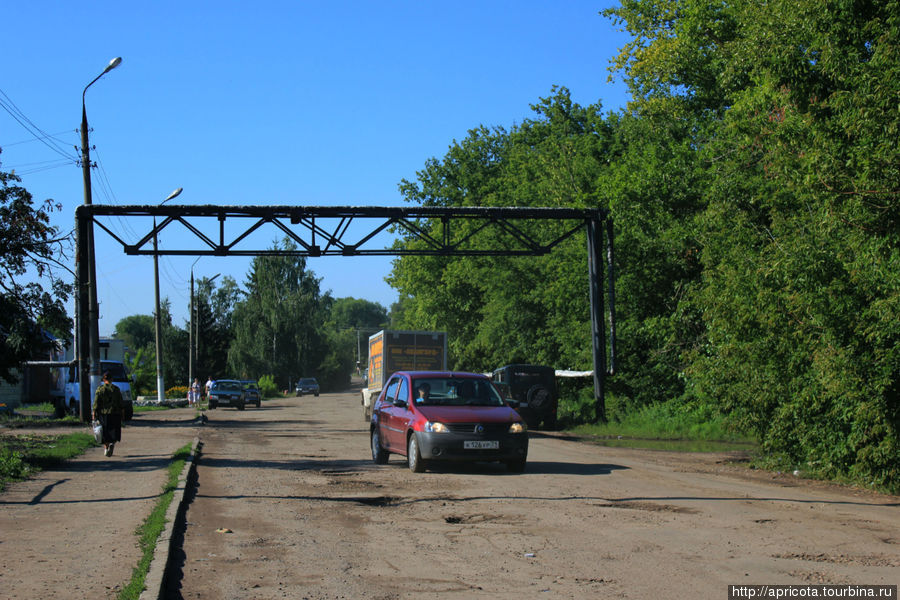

[78,56,122,422]
[188,266,195,393]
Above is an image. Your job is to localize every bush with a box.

[0,447,29,482]
[558,383,597,427]
[258,375,278,398]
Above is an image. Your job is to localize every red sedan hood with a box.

[416,405,520,423]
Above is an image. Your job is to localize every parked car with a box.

[241,380,261,408]
[295,377,320,397]
[208,379,246,410]
[370,371,528,473]
[492,364,558,430]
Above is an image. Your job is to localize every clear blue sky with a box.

[1,1,630,336]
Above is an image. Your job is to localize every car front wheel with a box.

[371,427,389,464]
[407,433,427,473]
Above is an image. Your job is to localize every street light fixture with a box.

[153,187,182,404]
[76,56,122,422]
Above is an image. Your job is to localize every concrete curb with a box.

[140,435,201,600]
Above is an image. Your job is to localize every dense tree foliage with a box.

[116,262,377,396]
[0,160,72,383]
[227,239,354,391]
[196,275,240,382]
[327,297,388,369]
[389,1,899,489]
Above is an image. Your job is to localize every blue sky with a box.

[1,1,630,336]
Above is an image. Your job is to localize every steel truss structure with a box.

[76,204,616,418]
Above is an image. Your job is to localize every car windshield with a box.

[299,379,317,385]
[101,361,130,383]
[215,381,242,392]
[242,381,258,389]
[412,377,504,407]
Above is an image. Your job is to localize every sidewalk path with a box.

[0,407,200,600]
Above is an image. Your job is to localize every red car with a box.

[370,371,529,473]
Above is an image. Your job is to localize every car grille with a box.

[445,422,509,435]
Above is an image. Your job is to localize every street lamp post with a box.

[153,187,183,404]
[77,56,122,422]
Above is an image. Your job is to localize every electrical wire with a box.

[0,88,79,162]
[5,158,75,176]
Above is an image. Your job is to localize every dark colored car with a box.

[370,371,528,473]
[208,379,246,410]
[241,380,261,408]
[295,377,320,397]
[491,364,558,430]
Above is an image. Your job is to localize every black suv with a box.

[492,364,558,430]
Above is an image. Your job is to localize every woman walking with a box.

[93,371,125,457]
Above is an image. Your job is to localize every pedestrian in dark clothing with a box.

[93,371,125,457]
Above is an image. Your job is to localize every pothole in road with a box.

[593,501,700,514]
[351,496,400,507]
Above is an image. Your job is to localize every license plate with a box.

[464,440,499,450]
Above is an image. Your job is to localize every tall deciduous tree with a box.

[0,161,72,382]
[606,0,900,487]
[228,239,349,390]
[194,275,237,382]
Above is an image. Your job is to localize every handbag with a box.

[92,419,103,443]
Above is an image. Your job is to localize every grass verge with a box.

[0,432,95,492]
[134,404,171,413]
[567,400,757,452]
[118,442,193,600]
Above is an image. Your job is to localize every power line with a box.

[0,88,79,162]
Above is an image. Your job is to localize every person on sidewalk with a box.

[93,370,125,457]
[190,377,201,405]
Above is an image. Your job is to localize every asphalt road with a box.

[168,389,899,599]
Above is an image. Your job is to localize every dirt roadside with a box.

[170,392,899,600]
[0,409,201,600]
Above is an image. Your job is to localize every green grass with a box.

[133,405,171,413]
[0,432,96,492]
[565,399,757,452]
[118,442,193,600]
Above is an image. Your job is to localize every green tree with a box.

[114,315,155,352]
[227,239,348,390]
[388,87,703,412]
[0,162,72,382]
[328,297,388,370]
[194,275,236,381]
[390,89,615,373]
[114,304,190,394]
[606,0,900,487]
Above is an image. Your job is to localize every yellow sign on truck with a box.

[362,330,447,421]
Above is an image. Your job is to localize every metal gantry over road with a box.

[75,204,616,418]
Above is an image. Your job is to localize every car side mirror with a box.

[393,398,407,408]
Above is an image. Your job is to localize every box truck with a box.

[361,330,447,421]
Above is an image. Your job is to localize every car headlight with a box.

[425,421,450,433]
[508,422,526,434]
